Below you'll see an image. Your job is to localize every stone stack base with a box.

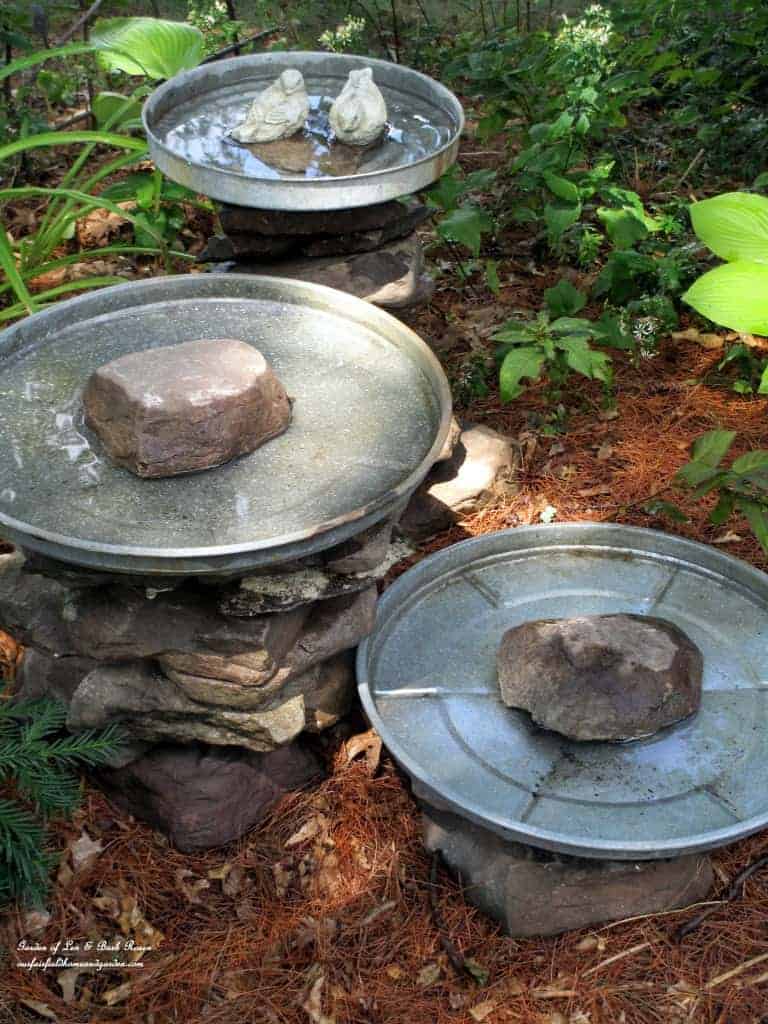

[202,198,435,312]
[423,805,713,938]
[0,514,406,849]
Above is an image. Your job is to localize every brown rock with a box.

[97,740,321,852]
[497,614,703,741]
[83,338,291,478]
[422,805,712,937]
[219,197,429,237]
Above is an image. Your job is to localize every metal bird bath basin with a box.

[143,51,464,210]
[0,274,451,576]
[357,523,768,860]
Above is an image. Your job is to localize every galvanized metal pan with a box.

[357,523,768,860]
[0,274,451,576]
[143,51,463,210]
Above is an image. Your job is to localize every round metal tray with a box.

[357,523,768,860]
[143,51,463,210]
[0,275,450,576]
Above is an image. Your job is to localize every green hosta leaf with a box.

[437,203,493,256]
[543,172,579,203]
[597,206,648,248]
[92,91,144,129]
[759,364,768,395]
[544,202,581,241]
[557,336,611,382]
[737,498,768,553]
[689,192,768,264]
[499,346,546,401]
[92,17,204,80]
[690,429,737,468]
[544,279,586,317]
[683,261,768,334]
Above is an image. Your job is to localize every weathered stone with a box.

[435,416,462,465]
[498,614,703,742]
[21,549,188,594]
[323,519,395,575]
[67,661,307,753]
[231,237,434,310]
[400,423,518,539]
[0,566,75,654]
[67,584,307,670]
[15,647,97,704]
[83,338,291,478]
[97,740,321,852]
[422,805,713,938]
[219,197,429,238]
[267,651,356,731]
[218,541,409,615]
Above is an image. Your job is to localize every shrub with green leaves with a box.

[674,430,768,553]
[683,192,768,342]
[0,698,123,906]
[493,280,615,403]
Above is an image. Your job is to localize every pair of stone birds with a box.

[231,67,387,147]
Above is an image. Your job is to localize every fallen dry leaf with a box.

[56,967,82,1004]
[577,485,612,497]
[76,204,132,247]
[102,981,132,1006]
[713,531,742,544]
[596,442,614,462]
[469,1000,497,1022]
[19,1000,57,1021]
[21,909,51,937]
[416,962,442,987]
[302,973,336,1024]
[385,964,404,981]
[70,831,103,873]
[346,729,382,773]
[286,815,328,848]
[671,328,724,350]
[176,868,210,905]
[273,861,293,898]
[223,865,246,897]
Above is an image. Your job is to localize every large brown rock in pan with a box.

[83,338,291,478]
[497,613,703,742]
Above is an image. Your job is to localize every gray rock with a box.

[270,650,356,732]
[323,519,395,575]
[219,197,430,238]
[67,661,307,753]
[97,740,321,852]
[14,647,97,704]
[400,423,518,539]
[0,567,75,654]
[67,584,307,669]
[20,550,188,594]
[218,541,409,615]
[231,237,434,311]
[422,805,712,938]
[497,614,703,742]
[83,338,291,478]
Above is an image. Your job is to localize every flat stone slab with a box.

[423,805,712,937]
[498,614,703,741]
[219,197,429,237]
[229,237,434,311]
[83,338,291,478]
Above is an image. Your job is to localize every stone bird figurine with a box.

[329,67,387,146]
[231,69,310,144]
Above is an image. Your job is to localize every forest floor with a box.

[1,124,768,1024]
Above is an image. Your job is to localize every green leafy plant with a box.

[684,192,768,336]
[712,343,768,396]
[494,282,613,404]
[1,697,123,906]
[0,18,207,321]
[674,430,768,552]
[427,166,497,288]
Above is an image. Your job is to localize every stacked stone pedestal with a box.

[0,515,406,852]
[202,197,435,312]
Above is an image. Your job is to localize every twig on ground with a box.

[428,853,476,982]
[677,147,705,188]
[674,852,768,942]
